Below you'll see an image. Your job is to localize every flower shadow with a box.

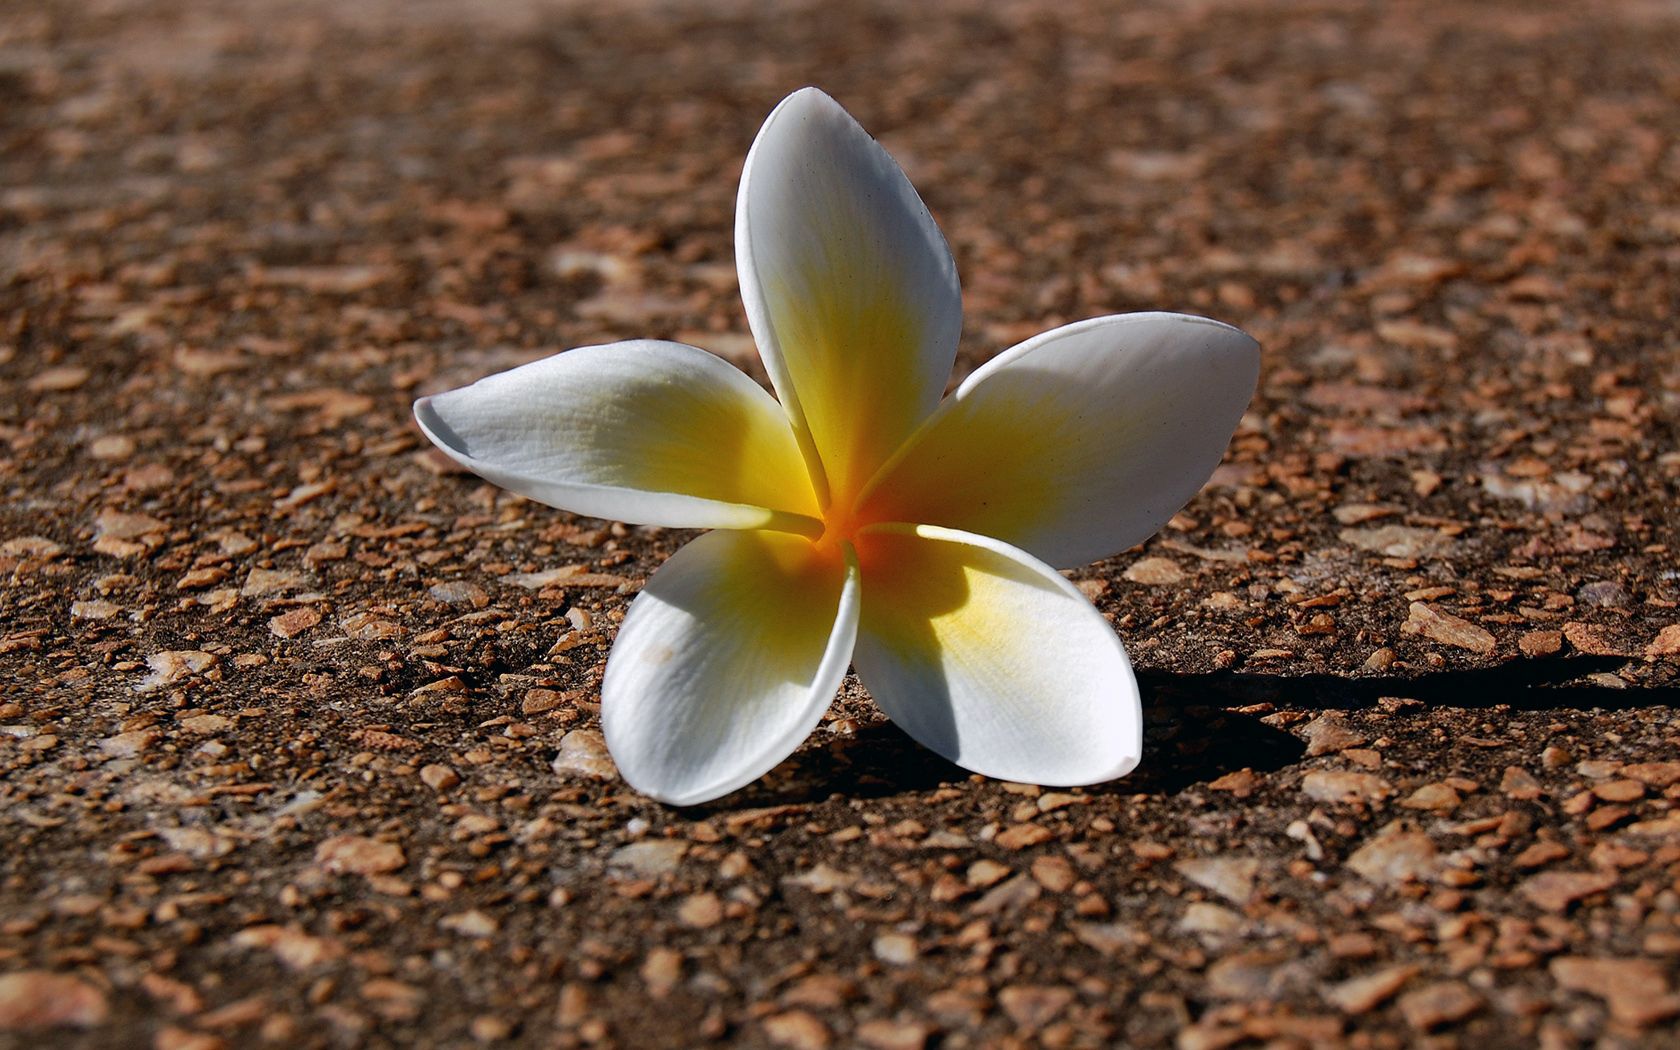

[692,654,1673,811]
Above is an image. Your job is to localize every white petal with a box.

[736,87,962,508]
[852,523,1140,785]
[602,529,859,805]
[415,340,820,533]
[861,313,1259,568]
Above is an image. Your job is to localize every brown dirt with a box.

[2,0,1678,1047]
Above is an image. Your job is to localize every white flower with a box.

[415,88,1259,804]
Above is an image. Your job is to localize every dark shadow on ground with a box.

[1136,655,1676,713]
[692,656,1679,812]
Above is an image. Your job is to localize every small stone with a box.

[1550,957,1680,1026]
[1301,713,1368,755]
[873,933,918,965]
[855,1018,932,1050]
[430,581,489,607]
[1500,765,1544,800]
[469,1016,513,1043]
[1576,581,1627,607]
[231,924,345,969]
[1341,525,1448,559]
[242,569,307,597]
[1346,825,1438,886]
[677,892,723,928]
[100,729,159,757]
[639,947,681,999]
[1520,870,1616,912]
[1397,981,1481,1030]
[1402,602,1495,655]
[609,840,688,876]
[1621,762,1680,787]
[2,536,64,558]
[1519,630,1563,657]
[966,860,1011,888]
[997,985,1074,1030]
[1207,769,1261,797]
[268,607,322,639]
[419,764,460,791]
[1325,965,1418,1014]
[440,910,498,937]
[762,1010,830,1050]
[995,823,1052,849]
[1174,856,1260,903]
[1205,951,1310,1000]
[1124,557,1185,585]
[1400,783,1461,813]
[178,714,231,735]
[154,1027,226,1050]
[1179,901,1244,936]
[88,435,136,460]
[95,509,166,540]
[1562,621,1621,656]
[1071,922,1146,956]
[1648,625,1680,658]
[551,730,617,779]
[28,365,90,392]
[0,971,110,1029]
[136,650,216,692]
[71,600,120,620]
[1302,770,1393,805]
[1592,779,1645,802]
[314,835,406,875]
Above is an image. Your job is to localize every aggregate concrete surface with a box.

[2,0,1679,1046]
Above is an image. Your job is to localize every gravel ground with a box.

[3,0,1679,1047]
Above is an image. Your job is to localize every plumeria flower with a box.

[415,88,1259,805]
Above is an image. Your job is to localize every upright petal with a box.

[737,87,962,508]
[602,529,860,805]
[852,523,1140,786]
[415,340,821,533]
[860,313,1259,568]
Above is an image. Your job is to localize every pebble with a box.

[1123,557,1185,585]
[1397,981,1481,1030]
[1301,770,1394,805]
[440,910,499,937]
[242,568,307,596]
[1174,856,1260,903]
[314,835,406,875]
[639,947,681,999]
[1518,629,1563,657]
[269,607,322,638]
[855,1018,932,1050]
[70,599,120,619]
[1340,525,1447,559]
[135,650,217,692]
[1400,782,1461,813]
[419,764,461,791]
[28,365,91,392]
[1562,621,1621,656]
[1519,870,1617,912]
[762,1010,830,1050]
[1346,824,1438,886]
[1549,957,1680,1026]
[872,933,918,965]
[677,892,723,928]
[1325,964,1418,1014]
[551,730,617,779]
[1300,713,1367,755]
[609,840,688,876]
[0,971,109,1029]
[1648,624,1680,657]
[232,924,345,969]
[997,985,1073,1030]
[1402,601,1495,655]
